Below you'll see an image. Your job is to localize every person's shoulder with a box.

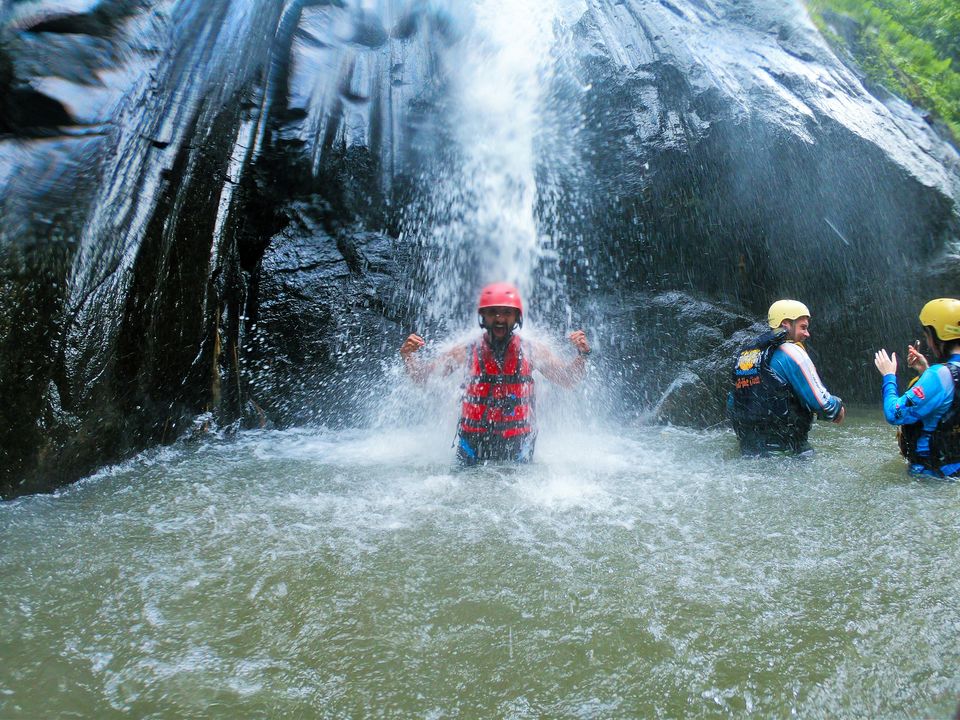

[517,336,556,367]
[518,335,541,350]
[440,341,472,362]
[921,362,951,380]
[904,365,953,407]
[517,335,539,356]
[919,363,955,390]
[773,341,811,364]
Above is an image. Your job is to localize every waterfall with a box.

[403,0,588,330]
[370,0,596,434]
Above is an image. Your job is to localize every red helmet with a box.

[477,282,523,329]
[478,282,523,313]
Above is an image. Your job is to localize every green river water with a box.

[2,409,958,719]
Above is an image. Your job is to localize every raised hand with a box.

[568,330,590,354]
[400,334,425,357]
[906,343,929,374]
[873,349,897,376]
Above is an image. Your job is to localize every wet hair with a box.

[925,326,960,361]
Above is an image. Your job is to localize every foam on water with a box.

[2,416,960,717]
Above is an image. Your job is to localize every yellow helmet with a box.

[919,298,960,341]
[768,299,811,329]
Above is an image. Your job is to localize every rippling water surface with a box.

[2,410,959,718]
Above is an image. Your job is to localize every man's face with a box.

[783,317,810,344]
[480,307,519,339]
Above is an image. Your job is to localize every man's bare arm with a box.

[531,331,591,388]
[400,334,467,384]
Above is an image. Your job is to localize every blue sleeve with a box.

[880,368,948,426]
[768,344,843,420]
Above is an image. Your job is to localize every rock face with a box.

[561,0,960,424]
[1,0,958,496]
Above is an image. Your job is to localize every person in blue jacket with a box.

[873,298,960,478]
[730,299,845,456]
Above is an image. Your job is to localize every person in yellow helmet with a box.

[729,299,845,456]
[873,298,960,477]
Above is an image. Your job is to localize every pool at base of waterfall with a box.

[1,408,958,718]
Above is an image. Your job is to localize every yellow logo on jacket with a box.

[738,349,760,372]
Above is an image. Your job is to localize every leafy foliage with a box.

[804,0,960,143]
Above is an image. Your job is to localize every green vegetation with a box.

[804,0,960,143]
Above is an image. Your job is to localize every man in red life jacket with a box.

[399,282,591,465]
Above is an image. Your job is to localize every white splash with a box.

[416,0,575,319]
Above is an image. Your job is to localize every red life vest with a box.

[458,334,535,439]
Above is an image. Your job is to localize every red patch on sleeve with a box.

[912,386,925,400]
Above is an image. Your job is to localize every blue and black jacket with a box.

[730,330,843,455]
[880,353,960,477]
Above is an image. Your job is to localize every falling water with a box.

[373,0,597,436]
[403,0,587,327]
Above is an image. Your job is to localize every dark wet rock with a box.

[348,9,388,49]
[556,0,959,406]
[591,289,755,426]
[391,7,421,40]
[0,0,288,496]
[16,32,118,86]
[651,368,722,427]
[244,201,408,428]
[9,0,144,37]
[651,320,769,429]
[1,87,75,133]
